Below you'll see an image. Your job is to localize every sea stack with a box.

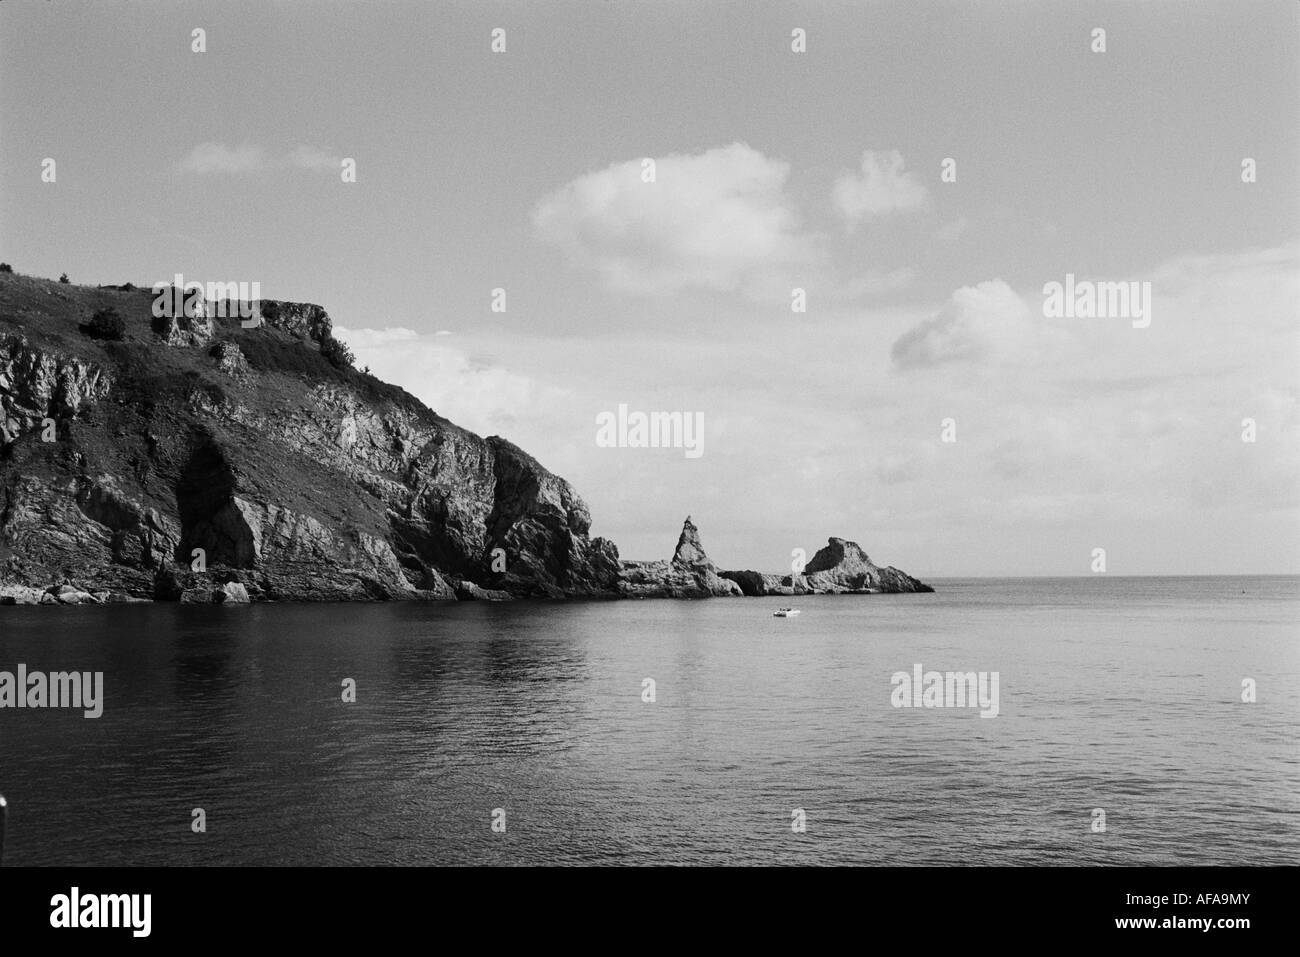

[617,516,744,598]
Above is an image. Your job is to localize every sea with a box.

[1,576,1296,866]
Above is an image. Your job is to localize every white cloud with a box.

[532,142,819,298]
[890,279,1037,369]
[333,326,539,436]
[178,142,266,175]
[832,150,929,229]
[877,247,1299,565]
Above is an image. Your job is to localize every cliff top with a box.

[0,270,441,425]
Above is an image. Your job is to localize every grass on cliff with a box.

[235,329,430,418]
[0,270,436,422]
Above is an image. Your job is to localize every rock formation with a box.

[0,332,112,443]
[152,312,214,347]
[212,341,250,379]
[803,537,932,592]
[720,538,933,595]
[617,516,743,598]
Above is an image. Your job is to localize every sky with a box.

[1,0,1297,575]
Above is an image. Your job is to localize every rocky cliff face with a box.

[0,273,620,602]
[0,333,112,443]
[253,300,332,342]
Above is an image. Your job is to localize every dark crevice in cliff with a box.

[175,436,248,566]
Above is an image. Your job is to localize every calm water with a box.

[1,577,1297,866]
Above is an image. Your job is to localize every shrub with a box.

[238,330,425,415]
[319,333,355,370]
[0,263,12,273]
[86,307,126,341]
[59,272,70,283]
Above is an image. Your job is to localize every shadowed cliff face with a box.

[0,272,620,602]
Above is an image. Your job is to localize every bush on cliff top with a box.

[85,307,126,341]
[319,333,355,371]
[237,330,428,417]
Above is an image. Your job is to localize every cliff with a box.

[0,272,618,602]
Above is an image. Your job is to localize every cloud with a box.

[532,142,819,298]
[333,327,538,435]
[1147,245,1298,296]
[178,142,267,175]
[832,150,929,229]
[890,279,1035,369]
[880,247,1299,539]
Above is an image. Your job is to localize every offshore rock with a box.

[617,516,743,598]
[802,537,933,593]
[721,538,933,595]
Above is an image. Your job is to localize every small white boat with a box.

[772,607,800,617]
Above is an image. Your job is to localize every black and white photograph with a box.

[0,0,1295,941]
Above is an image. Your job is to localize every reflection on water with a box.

[1,577,1297,865]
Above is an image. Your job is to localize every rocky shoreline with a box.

[0,271,932,606]
[1,515,932,604]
